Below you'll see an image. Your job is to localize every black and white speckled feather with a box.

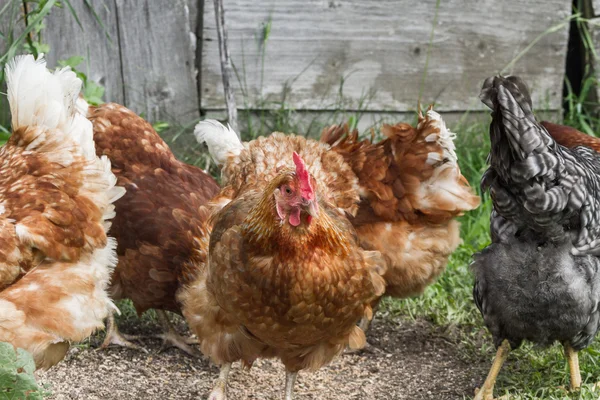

[473,75,600,352]
[480,75,600,256]
[472,237,600,350]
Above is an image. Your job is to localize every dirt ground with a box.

[36,314,487,400]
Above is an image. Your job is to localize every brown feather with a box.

[1,99,122,370]
[322,108,480,299]
[541,121,600,152]
[89,103,219,315]
[180,132,386,374]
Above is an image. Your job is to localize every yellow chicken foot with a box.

[284,370,298,400]
[474,340,510,400]
[563,342,582,390]
[208,363,231,400]
[100,312,148,353]
[153,310,200,356]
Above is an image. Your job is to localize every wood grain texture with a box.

[114,0,199,123]
[0,1,24,57]
[213,0,239,132]
[191,0,204,109]
[0,1,25,128]
[44,0,124,105]
[188,0,201,79]
[201,0,571,112]
[188,0,201,33]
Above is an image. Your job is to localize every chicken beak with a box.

[304,199,319,218]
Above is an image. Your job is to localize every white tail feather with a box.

[5,54,95,161]
[416,109,480,212]
[194,119,243,166]
[76,95,90,118]
[5,54,126,228]
[422,110,458,166]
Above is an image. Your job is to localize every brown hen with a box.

[0,55,124,369]
[541,120,600,152]
[180,121,386,399]
[321,108,480,332]
[78,102,219,354]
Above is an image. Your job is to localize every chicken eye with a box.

[284,186,292,195]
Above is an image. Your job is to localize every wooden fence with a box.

[2,0,576,134]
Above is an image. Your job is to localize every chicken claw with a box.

[100,312,148,353]
[154,310,201,357]
[208,363,231,400]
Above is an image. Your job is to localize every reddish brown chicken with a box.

[541,121,600,152]
[180,121,386,399]
[76,101,220,353]
[321,108,480,332]
[0,55,124,369]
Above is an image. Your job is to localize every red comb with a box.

[293,152,314,201]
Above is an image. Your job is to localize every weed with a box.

[0,342,50,399]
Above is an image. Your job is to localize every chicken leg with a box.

[474,340,510,400]
[208,363,231,400]
[100,312,148,353]
[284,370,298,400]
[346,317,377,354]
[153,310,200,356]
[346,301,380,354]
[563,342,582,390]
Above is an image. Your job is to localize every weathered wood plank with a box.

[212,0,238,132]
[190,0,205,107]
[44,0,124,105]
[202,0,571,113]
[0,1,25,129]
[188,0,201,36]
[0,1,23,57]
[115,0,199,124]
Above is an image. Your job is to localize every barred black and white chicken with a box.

[472,75,600,399]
